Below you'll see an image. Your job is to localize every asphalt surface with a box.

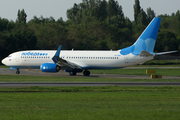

[0,68,180,87]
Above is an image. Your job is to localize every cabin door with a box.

[124,56,128,63]
[16,53,20,62]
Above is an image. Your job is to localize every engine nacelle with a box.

[41,63,61,73]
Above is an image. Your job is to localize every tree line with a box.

[0,0,180,60]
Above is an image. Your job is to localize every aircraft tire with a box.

[69,71,77,76]
[83,71,90,76]
[16,70,20,74]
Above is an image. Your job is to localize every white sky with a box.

[0,0,179,22]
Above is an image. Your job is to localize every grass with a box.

[91,68,180,76]
[0,86,180,120]
[0,75,180,82]
[143,59,180,65]
[0,65,9,68]
[0,86,179,92]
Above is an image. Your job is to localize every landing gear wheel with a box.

[83,71,90,76]
[69,71,77,76]
[16,70,20,74]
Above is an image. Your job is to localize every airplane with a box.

[1,17,177,76]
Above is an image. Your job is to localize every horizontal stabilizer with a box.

[139,51,154,57]
[155,51,177,55]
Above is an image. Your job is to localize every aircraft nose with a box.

[1,58,6,65]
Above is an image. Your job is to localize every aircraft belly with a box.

[71,59,124,69]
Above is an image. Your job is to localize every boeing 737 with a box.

[1,17,177,76]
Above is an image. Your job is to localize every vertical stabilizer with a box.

[120,17,161,55]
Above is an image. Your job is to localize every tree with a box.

[175,10,180,20]
[98,0,107,21]
[134,0,141,24]
[156,30,178,52]
[17,9,27,23]
[67,3,79,23]
[107,0,117,18]
[137,9,148,25]
[107,0,124,18]
[147,7,156,22]
[0,18,9,32]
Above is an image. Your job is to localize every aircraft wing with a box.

[52,45,82,70]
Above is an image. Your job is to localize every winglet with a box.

[52,45,62,63]
[55,45,62,57]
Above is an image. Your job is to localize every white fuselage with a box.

[2,50,154,70]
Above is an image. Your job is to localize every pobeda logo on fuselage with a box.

[21,52,48,56]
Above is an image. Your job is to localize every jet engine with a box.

[41,63,61,72]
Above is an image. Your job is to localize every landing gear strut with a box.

[16,69,20,74]
[69,71,77,76]
[83,70,90,76]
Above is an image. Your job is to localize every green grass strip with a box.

[91,68,180,76]
[0,75,180,82]
[0,87,180,120]
[0,86,180,92]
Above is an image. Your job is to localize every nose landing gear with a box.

[16,69,20,74]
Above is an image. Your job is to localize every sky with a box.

[0,0,180,22]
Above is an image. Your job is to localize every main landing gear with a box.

[83,70,90,76]
[69,71,77,76]
[16,68,20,74]
[69,70,90,76]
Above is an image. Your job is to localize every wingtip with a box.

[55,45,62,57]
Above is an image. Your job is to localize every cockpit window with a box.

[8,56,12,58]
